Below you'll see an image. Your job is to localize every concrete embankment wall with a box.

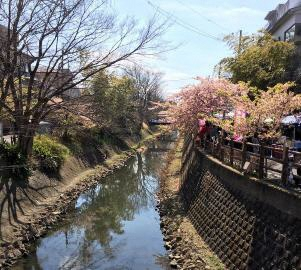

[180,135,301,270]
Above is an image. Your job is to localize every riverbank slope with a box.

[158,138,225,270]
[0,126,163,269]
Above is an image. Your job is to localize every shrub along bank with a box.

[0,124,157,183]
[0,142,31,181]
[33,135,70,174]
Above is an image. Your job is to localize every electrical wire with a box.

[147,1,222,42]
[148,0,221,41]
[173,0,232,33]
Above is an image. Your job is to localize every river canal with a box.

[12,140,173,270]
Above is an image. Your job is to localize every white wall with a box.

[272,16,295,40]
[272,11,301,40]
[289,0,301,9]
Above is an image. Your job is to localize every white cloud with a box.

[163,69,191,81]
[159,66,196,97]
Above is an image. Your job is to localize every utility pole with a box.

[218,62,222,78]
[238,29,243,55]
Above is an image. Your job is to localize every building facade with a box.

[0,25,81,137]
[265,0,301,44]
[35,69,81,99]
[265,1,301,83]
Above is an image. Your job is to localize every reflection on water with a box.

[12,141,173,270]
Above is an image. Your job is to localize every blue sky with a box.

[112,0,283,95]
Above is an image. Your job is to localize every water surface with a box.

[12,141,172,270]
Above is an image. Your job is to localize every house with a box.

[0,24,35,75]
[35,68,81,99]
[0,25,80,99]
[265,0,301,45]
[265,1,301,82]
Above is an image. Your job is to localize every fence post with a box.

[258,143,265,179]
[241,139,247,170]
[281,146,289,185]
[220,134,224,162]
[230,139,234,166]
[217,134,221,159]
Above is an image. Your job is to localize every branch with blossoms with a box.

[167,78,301,139]
[236,82,301,138]
[166,77,247,131]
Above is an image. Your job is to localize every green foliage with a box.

[91,72,139,131]
[33,135,69,173]
[0,142,31,181]
[219,32,296,89]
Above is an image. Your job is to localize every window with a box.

[285,24,296,42]
[284,24,301,42]
[295,23,301,43]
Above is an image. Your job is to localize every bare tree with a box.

[0,0,168,157]
[125,65,163,127]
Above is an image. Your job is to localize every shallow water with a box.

[12,141,172,270]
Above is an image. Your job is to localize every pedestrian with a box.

[195,120,210,147]
[210,124,219,143]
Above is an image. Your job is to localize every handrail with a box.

[196,134,301,186]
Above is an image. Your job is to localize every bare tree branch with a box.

[0,0,169,156]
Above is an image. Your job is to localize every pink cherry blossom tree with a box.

[230,82,301,138]
[168,78,301,138]
[167,78,247,131]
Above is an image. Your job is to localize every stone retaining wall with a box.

[180,136,301,270]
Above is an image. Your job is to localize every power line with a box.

[148,1,221,41]
[173,0,232,33]
[147,1,222,42]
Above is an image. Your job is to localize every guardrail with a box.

[188,132,301,186]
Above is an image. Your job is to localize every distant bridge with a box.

[148,119,172,126]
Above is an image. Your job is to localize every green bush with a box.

[33,135,70,173]
[0,142,31,181]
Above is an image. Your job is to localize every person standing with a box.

[195,120,210,147]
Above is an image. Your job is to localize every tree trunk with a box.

[19,133,34,159]
[138,107,145,132]
[17,119,37,159]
